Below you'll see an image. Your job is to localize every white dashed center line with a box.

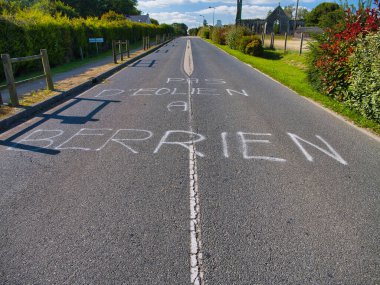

[185,39,203,285]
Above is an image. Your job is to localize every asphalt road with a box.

[0,37,379,284]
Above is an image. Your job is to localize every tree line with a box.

[0,0,140,18]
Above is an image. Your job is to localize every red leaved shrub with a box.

[307,0,380,100]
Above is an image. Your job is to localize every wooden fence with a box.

[262,32,306,54]
[143,36,151,51]
[112,40,131,64]
[0,49,53,106]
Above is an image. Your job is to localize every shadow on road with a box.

[0,97,120,155]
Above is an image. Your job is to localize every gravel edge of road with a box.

[0,40,173,132]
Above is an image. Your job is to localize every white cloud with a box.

[139,0,238,10]
[144,1,311,29]
[197,4,274,19]
[149,11,199,26]
[138,0,186,10]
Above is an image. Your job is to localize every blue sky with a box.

[137,0,334,28]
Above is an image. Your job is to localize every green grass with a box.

[206,39,380,135]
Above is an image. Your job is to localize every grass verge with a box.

[206,39,380,135]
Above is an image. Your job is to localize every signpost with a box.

[89,38,104,54]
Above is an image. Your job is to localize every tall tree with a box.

[297,7,309,19]
[284,5,309,19]
[172,23,188,36]
[283,5,294,18]
[61,0,140,17]
[98,0,139,16]
[305,2,343,27]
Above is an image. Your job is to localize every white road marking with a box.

[185,39,204,285]
[288,133,348,165]
[94,89,125,97]
[7,130,64,151]
[167,101,188,112]
[209,40,380,143]
[184,40,194,77]
[221,132,230,158]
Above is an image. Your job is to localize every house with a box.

[294,26,323,38]
[240,5,305,34]
[126,14,152,24]
[215,20,223,27]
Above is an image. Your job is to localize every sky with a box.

[137,0,333,28]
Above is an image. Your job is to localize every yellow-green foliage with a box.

[0,9,174,78]
[226,26,252,50]
[211,27,229,45]
[197,27,210,39]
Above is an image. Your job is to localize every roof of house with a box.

[126,15,151,24]
[267,6,290,21]
[295,26,324,34]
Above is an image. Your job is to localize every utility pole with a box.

[209,6,216,26]
[293,0,299,35]
[236,0,242,26]
[200,15,206,27]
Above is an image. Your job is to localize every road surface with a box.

[1,37,379,284]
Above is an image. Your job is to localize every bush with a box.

[226,26,251,50]
[198,27,210,39]
[101,10,126,22]
[237,36,257,53]
[245,39,264,56]
[211,27,228,45]
[306,0,380,100]
[346,32,380,122]
[189,27,199,36]
[0,8,174,80]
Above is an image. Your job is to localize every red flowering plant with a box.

[307,0,380,100]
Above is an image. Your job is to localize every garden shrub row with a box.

[199,25,263,57]
[346,32,380,122]
[307,0,380,122]
[0,9,174,79]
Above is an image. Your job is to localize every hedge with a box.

[226,26,251,50]
[0,9,174,79]
[346,32,380,123]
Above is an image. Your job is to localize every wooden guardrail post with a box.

[284,32,288,53]
[143,37,146,50]
[119,41,123,62]
[1,53,18,106]
[299,33,304,55]
[127,40,130,58]
[40,49,54,91]
[112,40,117,63]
